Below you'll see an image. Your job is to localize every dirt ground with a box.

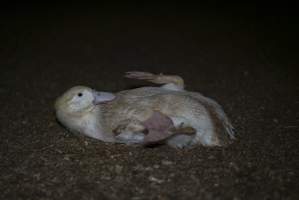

[1,3,298,200]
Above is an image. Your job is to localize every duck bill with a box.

[92,90,116,105]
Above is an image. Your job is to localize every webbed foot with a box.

[125,71,184,90]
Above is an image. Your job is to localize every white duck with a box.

[55,71,235,148]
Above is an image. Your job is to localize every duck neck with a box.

[82,106,115,142]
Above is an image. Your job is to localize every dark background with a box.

[1,2,298,200]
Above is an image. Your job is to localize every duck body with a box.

[55,72,235,148]
[100,85,234,147]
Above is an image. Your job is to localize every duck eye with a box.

[77,93,83,97]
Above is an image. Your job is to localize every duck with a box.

[54,71,235,148]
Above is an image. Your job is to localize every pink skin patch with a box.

[141,111,176,144]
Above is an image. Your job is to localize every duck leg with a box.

[113,111,175,145]
[113,119,147,144]
[125,71,185,90]
[114,111,196,146]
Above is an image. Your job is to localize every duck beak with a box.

[92,90,116,105]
